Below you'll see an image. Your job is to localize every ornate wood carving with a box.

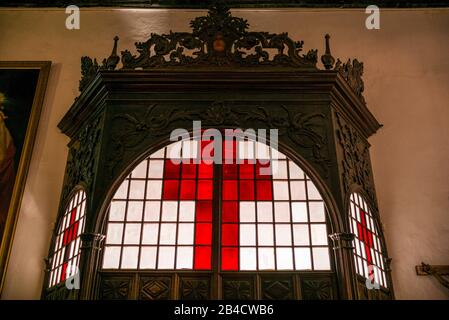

[180,278,210,299]
[100,277,131,300]
[222,277,254,299]
[261,277,294,300]
[139,277,172,300]
[106,101,330,178]
[335,112,377,210]
[300,278,334,300]
[61,115,103,201]
[44,282,77,300]
[334,58,365,101]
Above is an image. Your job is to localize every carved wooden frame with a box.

[43,4,394,300]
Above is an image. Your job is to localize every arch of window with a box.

[102,133,332,272]
[348,192,387,287]
[48,189,87,287]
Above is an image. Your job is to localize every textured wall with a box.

[0,7,448,299]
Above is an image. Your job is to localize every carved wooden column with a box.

[79,232,105,300]
[329,232,357,299]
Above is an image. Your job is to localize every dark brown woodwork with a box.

[43,4,393,300]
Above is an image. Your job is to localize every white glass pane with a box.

[258,247,275,270]
[257,202,273,222]
[124,223,141,244]
[140,246,157,269]
[290,181,306,200]
[255,141,270,159]
[106,223,123,245]
[291,202,308,222]
[182,140,198,159]
[276,248,293,270]
[150,148,165,158]
[158,246,175,269]
[144,201,160,221]
[142,223,159,245]
[312,248,331,270]
[159,223,177,244]
[103,246,121,269]
[272,160,288,179]
[294,247,312,270]
[307,181,322,200]
[161,201,178,221]
[177,223,194,245]
[240,248,257,270]
[129,180,145,199]
[275,225,292,245]
[109,201,126,221]
[121,246,139,269]
[309,202,325,222]
[114,180,129,199]
[357,257,363,275]
[132,160,147,178]
[127,201,143,221]
[176,246,193,269]
[148,160,164,178]
[288,161,304,179]
[270,147,286,160]
[274,202,290,222]
[311,224,328,245]
[240,224,256,246]
[258,224,274,246]
[240,202,256,222]
[179,201,195,221]
[167,141,182,160]
[293,224,309,245]
[273,181,289,200]
[238,141,254,159]
[146,180,162,199]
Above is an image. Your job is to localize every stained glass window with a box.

[102,133,331,271]
[48,189,86,287]
[349,193,387,287]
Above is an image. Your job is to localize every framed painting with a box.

[0,61,51,292]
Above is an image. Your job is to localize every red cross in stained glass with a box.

[61,207,79,282]
[356,209,374,272]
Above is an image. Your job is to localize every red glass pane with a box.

[222,180,238,200]
[72,222,79,242]
[197,180,213,200]
[196,201,212,222]
[223,139,236,160]
[70,208,77,224]
[222,201,238,222]
[239,162,254,179]
[239,180,255,200]
[256,160,271,179]
[60,262,68,282]
[221,247,238,271]
[182,163,197,179]
[195,223,212,245]
[164,160,180,179]
[256,180,273,200]
[222,224,238,246]
[198,163,213,178]
[201,140,214,161]
[163,180,179,200]
[223,164,238,179]
[180,180,196,200]
[365,244,372,264]
[194,246,211,270]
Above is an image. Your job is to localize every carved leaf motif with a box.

[223,279,252,300]
[334,58,365,102]
[180,279,210,300]
[101,279,130,300]
[301,279,332,300]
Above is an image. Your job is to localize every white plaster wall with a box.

[0,7,448,299]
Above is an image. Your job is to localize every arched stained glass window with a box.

[48,189,86,287]
[102,133,332,272]
[349,193,387,288]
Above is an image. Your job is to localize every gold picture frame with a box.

[0,61,51,293]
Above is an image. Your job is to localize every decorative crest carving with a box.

[334,58,365,101]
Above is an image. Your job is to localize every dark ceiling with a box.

[1,0,449,8]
